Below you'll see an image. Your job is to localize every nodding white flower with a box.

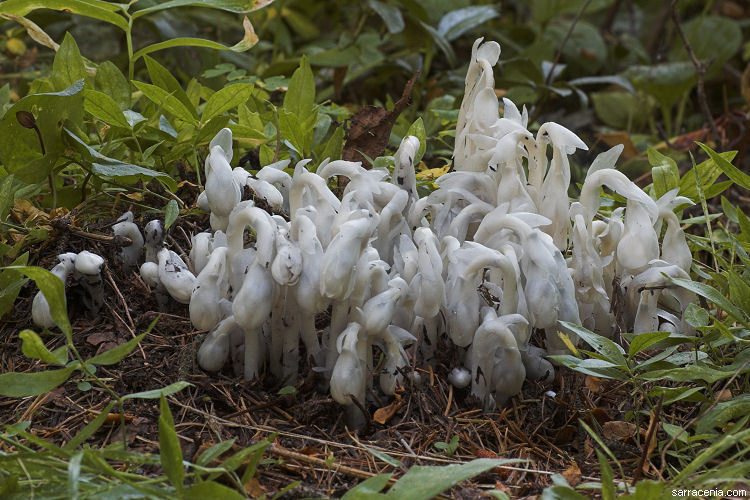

[144,219,165,264]
[112,211,143,272]
[205,134,241,230]
[392,135,420,203]
[197,315,238,372]
[157,248,196,304]
[32,253,77,330]
[75,251,105,314]
[190,246,229,331]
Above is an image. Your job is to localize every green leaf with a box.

[9,266,72,338]
[279,108,316,157]
[405,117,427,166]
[87,333,146,366]
[418,21,456,66]
[84,90,130,128]
[437,5,499,41]
[123,381,193,400]
[94,61,130,109]
[678,151,737,201]
[164,200,179,230]
[319,125,344,162]
[671,16,742,68]
[0,366,76,397]
[277,385,296,395]
[52,33,86,92]
[159,394,184,490]
[625,62,696,109]
[695,395,750,435]
[342,474,392,499]
[368,0,404,34]
[64,400,116,450]
[596,449,615,500]
[144,56,198,120]
[558,322,627,367]
[0,173,16,222]
[196,439,236,466]
[133,81,197,124]
[548,355,628,381]
[542,485,588,500]
[361,443,402,468]
[385,459,519,499]
[65,128,178,192]
[0,80,85,183]
[648,147,679,199]
[0,0,128,32]
[284,56,315,119]
[696,142,750,191]
[20,329,67,365]
[683,302,709,328]
[669,276,748,327]
[132,0,273,18]
[727,271,750,313]
[132,17,258,59]
[202,83,255,122]
[183,481,245,500]
[628,331,670,359]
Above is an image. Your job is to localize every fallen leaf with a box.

[603,420,642,442]
[87,331,115,346]
[373,398,403,425]
[342,72,418,167]
[554,425,577,444]
[596,131,639,159]
[244,477,266,498]
[585,375,603,392]
[589,407,611,426]
[562,461,582,487]
[477,449,509,478]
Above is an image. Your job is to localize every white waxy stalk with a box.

[232,261,274,380]
[290,162,341,247]
[292,211,325,365]
[392,135,420,202]
[112,211,144,272]
[521,344,554,383]
[190,246,229,331]
[633,288,660,334]
[75,250,105,314]
[373,189,409,262]
[144,219,165,263]
[379,324,416,395]
[196,191,210,211]
[157,247,196,304]
[330,322,367,429]
[257,161,292,213]
[209,127,234,164]
[205,144,241,231]
[579,168,657,225]
[617,198,660,275]
[247,177,285,211]
[412,227,444,319]
[32,253,77,330]
[197,315,238,372]
[189,232,213,275]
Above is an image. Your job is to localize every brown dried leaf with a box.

[596,131,639,159]
[244,477,266,498]
[342,73,418,167]
[477,449,509,478]
[602,420,639,441]
[87,331,115,346]
[373,398,403,425]
[554,425,577,444]
[585,375,603,392]
[562,461,582,487]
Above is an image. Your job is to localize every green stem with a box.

[48,173,57,209]
[125,15,135,103]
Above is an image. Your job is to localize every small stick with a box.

[633,396,662,484]
[104,267,145,359]
[544,0,593,86]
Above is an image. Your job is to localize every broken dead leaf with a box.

[87,331,116,346]
[244,477,266,498]
[477,448,509,478]
[585,375,603,392]
[342,72,418,168]
[373,397,403,425]
[554,425,577,444]
[602,420,642,442]
[562,461,582,487]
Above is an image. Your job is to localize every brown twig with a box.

[670,0,721,146]
[544,0,593,86]
[633,396,662,484]
[104,267,145,359]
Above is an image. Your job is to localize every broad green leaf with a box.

[548,355,628,380]
[361,444,402,468]
[639,365,743,384]
[649,386,705,406]
[0,80,85,183]
[368,0,404,34]
[164,200,179,229]
[20,329,66,365]
[159,394,184,489]
[0,0,128,31]
[319,125,344,162]
[342,474,392,499]
[65,128,178,192]
[52,33,86,92]
[9,266,72,338]
[202,83,255,122]
[87,333,146,366]
[670,16,742,68]
[132,17,258,59]
[437,5,499,41]
[697,142,750,191]
[132,0,274,18]
[133,81,197,124]
[385,458,519,499]
[559,321,626,366]
[683,303,709,328]
[197,116,231,144]
[64,401,116,450]
[67,451,84,500]
[196,439,236,467]
[669,276,748,327]
[543,19,606,72]
[542,485,588,500]
[0,366,76,397]
[0,277,27,318]
[648,147,679,199]
[0,174,15,222]
[123,381,193,400]
[279,108,316,157]
[144,56,197,120]
[239,439,271,484]
[183,481,245,500]
[625,62,696,109]
[405,117,427,165]
[84,90,130,128]
[628,331,670,359]
[418,21,456,66]
[727,271,750,313]
[94,61,130,109]
[284,56,315,119]
[696,395,750,434]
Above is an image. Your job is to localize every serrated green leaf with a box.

[84,90,130,128]
[159,394,184,489]
[164,200,179,230]
[133,81,197,124]
[20,329,66,365]
[87,333,146,366]
[202,83,255,122]
[284,56,315,119]
[52,33,86,92]
[0,366,76,397]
